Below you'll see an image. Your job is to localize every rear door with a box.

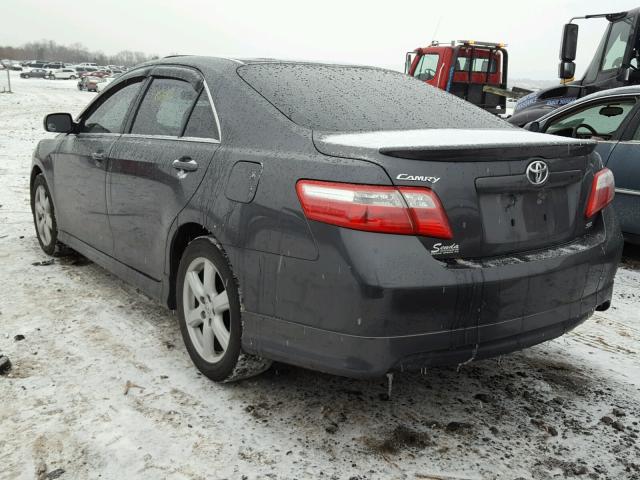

[108,66,220,280]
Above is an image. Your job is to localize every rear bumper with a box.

[241,208,622,378]
[243,302,598,378]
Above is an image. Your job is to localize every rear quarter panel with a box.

[177,69,392,316]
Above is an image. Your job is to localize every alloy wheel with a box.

[34,185,53,246]
[182,257,231,363]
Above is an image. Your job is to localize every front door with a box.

[53,78,145,254]
[108,70,221,280]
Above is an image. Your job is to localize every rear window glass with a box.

[237,64,509,131]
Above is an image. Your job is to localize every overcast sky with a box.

[1,0,637,79]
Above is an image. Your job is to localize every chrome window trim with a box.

[119,133,220,144]
[201,79,222,142]
[181,136,220,144]
[615,187,640,197]
[76,132,121,137]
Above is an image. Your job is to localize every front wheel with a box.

[31,174,60,255]
[70,75,76,79]
[49,75,56,80]
[176,237,271,382]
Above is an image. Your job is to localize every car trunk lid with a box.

[313,128,598,259]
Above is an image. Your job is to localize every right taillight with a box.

[585,168,615,218]
[296,180,452,239]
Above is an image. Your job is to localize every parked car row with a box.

[17,63,124,85]
[20,67,80,79]
[7,59,127,77]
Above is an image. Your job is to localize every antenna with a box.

[431,16,443,43]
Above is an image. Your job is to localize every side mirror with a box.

[559,61,576,80]
[405,52,415,75]
[560,23,579,62]
[44,113,75,133]
[524,121,541,133]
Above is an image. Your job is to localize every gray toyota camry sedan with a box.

[31,56,622,381]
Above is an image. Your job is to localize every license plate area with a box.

[478,185,580,245]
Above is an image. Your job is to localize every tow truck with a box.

[509,7,640,126]
[405,40,530,114]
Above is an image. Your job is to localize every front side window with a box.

[544,98,636,140]
[601,19,633,71]
[413,54,439,81]
[183,91,219,139]
[131,78,198,136]
[81,79,143,134]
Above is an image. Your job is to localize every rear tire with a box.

[176,237,271,382]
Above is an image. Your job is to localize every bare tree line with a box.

[0,40,159,67]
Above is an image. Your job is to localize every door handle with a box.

[172,157,198,172]
[91,151,106,162]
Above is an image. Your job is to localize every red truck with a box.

[405,40,510,114]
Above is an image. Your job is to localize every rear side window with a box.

[238,64,508,131]
[82,80,144,134]
[131,78,198,136]
[183,91,219,139]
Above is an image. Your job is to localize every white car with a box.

[48,68,78,80]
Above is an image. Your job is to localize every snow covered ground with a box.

[0,71,639,480]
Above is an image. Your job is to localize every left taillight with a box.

[585,168,615,218]
[295,180,453,239]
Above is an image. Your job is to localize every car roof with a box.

[576,85,640,102]
[141,55,386,71]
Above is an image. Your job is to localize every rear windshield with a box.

[237,63,509,132]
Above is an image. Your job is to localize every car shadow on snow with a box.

[225,347,638,477]
[621,241,640,270]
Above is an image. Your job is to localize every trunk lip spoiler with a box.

[314,128,596,161]
[379,144,595,161]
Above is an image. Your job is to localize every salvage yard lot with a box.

[1,73,639,480]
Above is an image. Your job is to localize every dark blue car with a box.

[525,86,640,244]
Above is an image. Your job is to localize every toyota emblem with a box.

[526,160,549,186]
